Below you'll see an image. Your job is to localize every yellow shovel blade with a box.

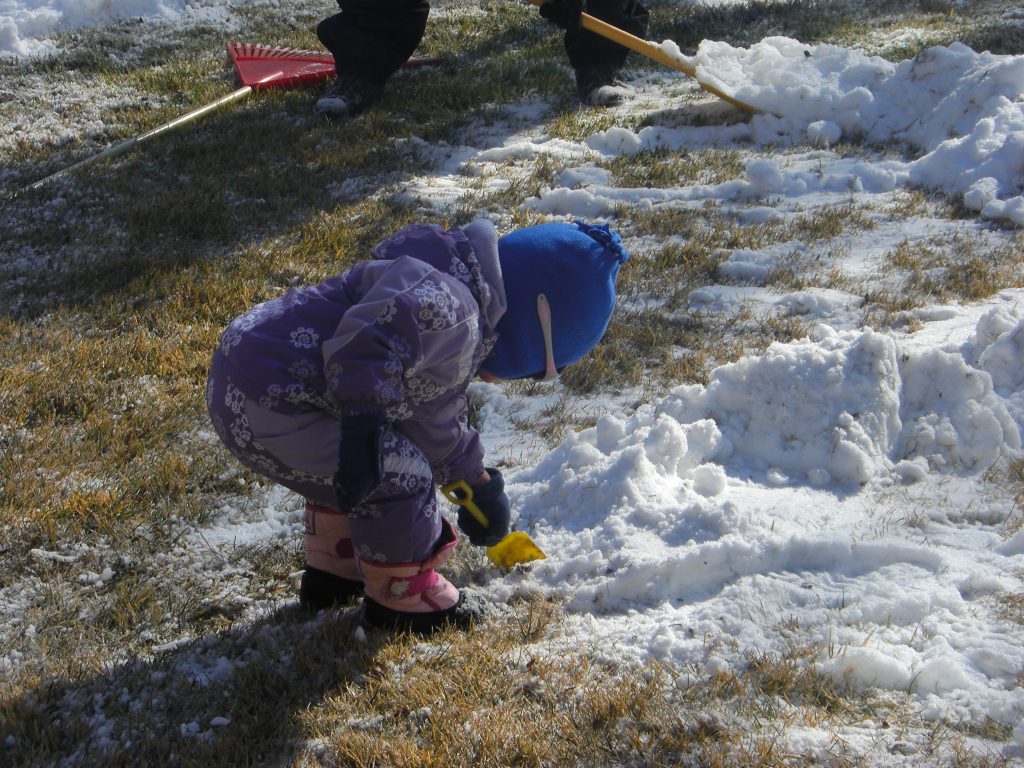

[486,532,546,569]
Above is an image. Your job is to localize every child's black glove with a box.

[333,413,387,509]
[444,469,511,547]
[539,0,584,30]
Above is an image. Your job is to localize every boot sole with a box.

[299,566,364,612]
[362,594,476,634]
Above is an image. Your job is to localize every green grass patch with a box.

[600,147,746,188]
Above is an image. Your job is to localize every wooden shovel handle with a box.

[527,0,756,112]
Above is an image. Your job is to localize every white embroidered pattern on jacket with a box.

[374,379,402,407]
[372,343,407,407]
[290,327,320,349]
[324,361,344,392]
[356,543,386,562]
[219,291,311,353]
[414,279,459,331]
[225,384,246,415]
[448,256,471,285]
[403,372,446,404]
[284,382,331,410]
[230,415,252,447]
[247,453,280,477]
[376,299,398,325]
[288,358,318,379]
[382,351,403,378]
[384,402,413,421]
[289,470,323,484]
[449,241,493,327]
[258,383,283,410]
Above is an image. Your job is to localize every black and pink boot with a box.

[358,521,474,633]
[300,502,364,611]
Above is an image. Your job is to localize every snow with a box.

[616,37,1024,226]
[0,0,237,58]
[2,0,1024,763]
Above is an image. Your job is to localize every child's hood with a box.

[370,220,507,334]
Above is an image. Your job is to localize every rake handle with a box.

[13,86,254,198]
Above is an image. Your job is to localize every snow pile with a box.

[666,326,1019,485]
[507,306,1022,509]
[969,304,1024,394]
[651,37,1024,226]
[722,39,1024,223]
[0,0,236,58]
[477,300,1024,744]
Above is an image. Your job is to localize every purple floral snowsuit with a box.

[206,221,507,564]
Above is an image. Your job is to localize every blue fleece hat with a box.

[481,221,629,380]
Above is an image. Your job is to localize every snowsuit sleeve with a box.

[396,392,485,485]
[322,257,486,484]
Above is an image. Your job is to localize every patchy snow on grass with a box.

[2,0,1024,763]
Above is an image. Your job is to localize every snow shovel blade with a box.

[487,532,546,569]
[441,480,547,569]
[526,0,757,112]
[227,43,337,90]
[227,43,445,91]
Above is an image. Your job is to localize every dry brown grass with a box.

[2,1,1023,766]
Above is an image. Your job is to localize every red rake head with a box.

[227,43,336,90]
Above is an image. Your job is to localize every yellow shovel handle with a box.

[526,0,757,113]
[441,479,489,528]
[441,479,547,568]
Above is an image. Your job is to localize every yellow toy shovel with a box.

[441,479,546,569]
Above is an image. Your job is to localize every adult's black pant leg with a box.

[563,0,649,73]
[317,0,430,84]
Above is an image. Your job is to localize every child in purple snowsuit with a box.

[207,219,628,631]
